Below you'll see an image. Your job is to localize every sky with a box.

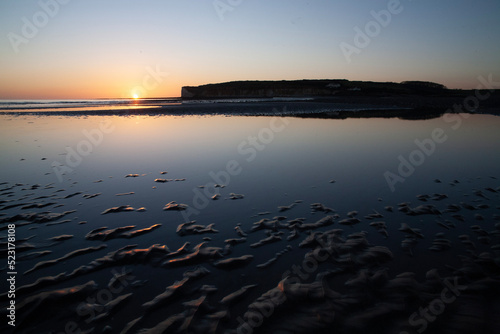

[0,0,499,99]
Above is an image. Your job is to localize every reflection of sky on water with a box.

[2,114,499,251]
[1,114,498,241]
[1,113,499,204]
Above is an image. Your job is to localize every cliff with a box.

[181,79,448,99]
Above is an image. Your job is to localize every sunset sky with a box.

[1,0,499,99]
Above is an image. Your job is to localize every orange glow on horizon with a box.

[0,67,483,100]
[0,67,184,99]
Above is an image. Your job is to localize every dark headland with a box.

[181,79,500,118]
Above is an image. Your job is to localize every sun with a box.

[132,93,139,99]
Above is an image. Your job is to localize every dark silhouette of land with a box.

[181,79,500,117]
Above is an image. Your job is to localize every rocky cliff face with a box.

[181,80,347,99]
[181,87,336,98]
[180,79,456,99]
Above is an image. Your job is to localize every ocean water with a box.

[1,104,499,333]
[0,97,408,116]
[0,98,181,113]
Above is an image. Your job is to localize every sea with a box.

[0,97,405,116]
[0,98,180,113]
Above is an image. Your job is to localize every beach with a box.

[2,0,500,332]
[1,106,499,333]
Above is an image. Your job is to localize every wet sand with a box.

[1,172,499,333]
[1,113,500,333]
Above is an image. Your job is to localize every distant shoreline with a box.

[1,78,500,118]
[1,96,499,119]
[179,78,500,118]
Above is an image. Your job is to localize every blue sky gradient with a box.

[1,0,499,98]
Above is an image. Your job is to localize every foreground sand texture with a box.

[1,173,499,333]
